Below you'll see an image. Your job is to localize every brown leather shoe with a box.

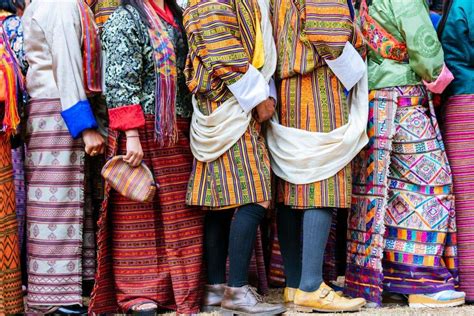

[221,285,286,315]
[202,284,226,311]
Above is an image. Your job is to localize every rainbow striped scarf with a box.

[143,1,178,146]
[78,0,102,95]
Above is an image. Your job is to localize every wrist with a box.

[82,128,96,136]
[125,129,139,137]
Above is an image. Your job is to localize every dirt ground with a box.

[86,288,474,315]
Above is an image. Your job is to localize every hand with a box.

[255,97,275,123]
[82,129,105,156]
[123,130,143,167]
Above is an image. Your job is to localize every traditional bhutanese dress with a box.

[2,12,27,272]
[22,0,101,309]
[89,5,204,314]
[266,0,364,288]
[184,0,273,209]
[346,0,458,305]
[270,0,363,209]
[0,11,24,315]
[439,0,474,302]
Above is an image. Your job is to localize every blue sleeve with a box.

[61,100,98,139]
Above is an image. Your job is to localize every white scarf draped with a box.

[266,67,369,184]
[189,0,277,163]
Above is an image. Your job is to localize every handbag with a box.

[101,155,158,203]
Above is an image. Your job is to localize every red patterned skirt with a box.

[90,116,205,314]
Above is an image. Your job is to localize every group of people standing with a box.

[0,0,473,315]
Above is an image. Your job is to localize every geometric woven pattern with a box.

[346,86,458,305]
[25,100,87,308]
[0,134,23,314]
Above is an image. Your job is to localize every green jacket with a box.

[365,0,444,90]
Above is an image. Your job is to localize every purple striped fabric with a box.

[11,146,25,253]
[442,94,474,301]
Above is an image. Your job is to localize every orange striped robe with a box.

[184,0,272,209]
[271,0,364,209]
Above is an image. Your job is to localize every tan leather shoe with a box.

[221,285,287,315]
[294,283,366,312]
[283,287,297,303]
[283,287,297,307]
[202,284,225,312]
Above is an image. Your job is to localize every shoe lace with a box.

[248,286,264,303]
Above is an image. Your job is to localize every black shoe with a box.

[128,308,157,316]
[54,305,88,315]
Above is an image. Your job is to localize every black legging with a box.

[277,205,333,291]
[204,203,266,287]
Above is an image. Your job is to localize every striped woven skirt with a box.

[90,117,205,314]
[0,133,23,314]
[25,99,95,308]
[442,94,474,301]
[346,86,458,305]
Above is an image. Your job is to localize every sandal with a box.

[55,305,88,315]
[128,302,158,316]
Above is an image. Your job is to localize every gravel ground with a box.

[85,288,474,315]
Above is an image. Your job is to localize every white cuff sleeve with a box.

[325,42,365,91]
[269,78,277,102]
[228,64,269,113]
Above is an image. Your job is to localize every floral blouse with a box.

[102,5,192,119]
[2,14,28,74]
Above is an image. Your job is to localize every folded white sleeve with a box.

[227,64,269,113]
[268,78,277,102]
[325,42,366,91]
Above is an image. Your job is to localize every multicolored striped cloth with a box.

[77,0,102,95]
[346,86,458,305]
[442,94,474,301]
[0,14,24,134]
[101,156,156,203]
